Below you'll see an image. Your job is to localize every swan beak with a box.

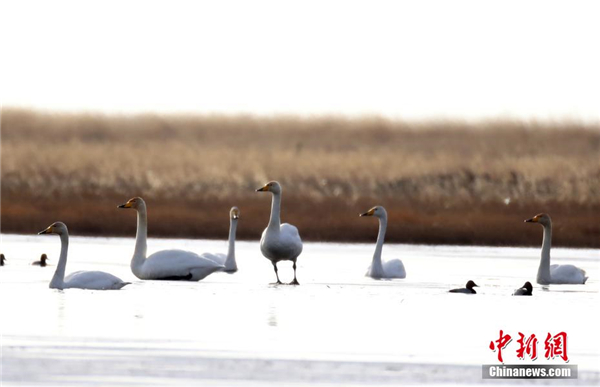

[524,217,537,223]
[118,202,132,209]
[360,208,376,217]
[256,185,269,192]
[38,226,53,235]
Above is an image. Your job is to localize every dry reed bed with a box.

[1,109,599,246]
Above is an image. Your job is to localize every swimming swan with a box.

[525,213,587,285]
[449,280,478,294]
[513,281,533,296]
[118,197,224,280]
[38,222,130,290]
[256,181,302,285]
[32,253,49,267]
[206,207,240,273]
[360,206,406,279]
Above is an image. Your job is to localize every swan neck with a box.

[50,232,69,289]
[132,205,148,272]
[267,192,282,231]
[371,216,387,273]
[225,218,238,269]
[537,223,552,284]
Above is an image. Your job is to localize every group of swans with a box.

[448,280,533,296]
[25,180,588,291]
[116,197,226,281]
[36,200,241,290]
[360,210,587,287]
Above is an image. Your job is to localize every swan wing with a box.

[279,223,303,257]
[202,252,226,265]
[383,259,406,279]
[281,223,301,239]
[63,271,129,290]
[142,249,224,280]
[550,264,588,284]
[260,223,303,261]
[367,259,406,279]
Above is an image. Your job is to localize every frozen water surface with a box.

[1,234,598,386]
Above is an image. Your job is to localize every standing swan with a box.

[256,181,302,285]
[38,222,130,290]
[118,197,224,280]
[525,213,587,284]
[360,206,406,279]
[208,207,240,273]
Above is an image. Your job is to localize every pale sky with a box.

[1,0,599,121]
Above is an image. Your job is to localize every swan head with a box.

[524,213,551,226]
[230,207,240,220]
[38,222,68,236]
[256,181,281,194]
[118,197,146,210]
[360,206,387,218]
[466,280,478,290]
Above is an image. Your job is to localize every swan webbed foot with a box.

[270,280,283,285]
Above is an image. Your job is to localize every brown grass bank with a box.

[1,108,599,247]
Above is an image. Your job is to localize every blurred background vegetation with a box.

[1,108,599,247]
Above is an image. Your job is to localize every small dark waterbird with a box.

[513,281,533,296]
[32,254,49,267]
[449,280,478,294]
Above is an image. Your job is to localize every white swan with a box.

[449,280,478,294]
[513,281,533,296]
[118,197,224,280]
[360,206,406,279]
[256,181,302,285]
[525,213,587,285]
[206,207,240,273]
[32,254,49,267]
[38,222,130,290]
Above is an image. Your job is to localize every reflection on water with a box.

[1,234,598,385]
[268,306,278,328]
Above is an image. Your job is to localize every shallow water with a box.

[1,234,598,385]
